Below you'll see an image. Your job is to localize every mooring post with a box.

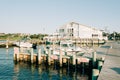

[14,47,19,61]
[48,48,51,66]
[17,49,20,62]
[31,48,34,64]
[6,40,8,49]
[92,69,99,80]
[101,56,105,62]
[58,41,62,67]
[73,53,76,66]
[59,50,62,67]
[23,53,26,62]
[97,61,103,71]
[92,52,96,68]
[82,62,85,75]
[38,48,41,64]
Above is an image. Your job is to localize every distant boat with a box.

[14,36,33,48]
[14,42,32,48]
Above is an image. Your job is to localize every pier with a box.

[97,41,120,80]
[13,41,108,80]
[13,46,91,67]
[13,41,120,80]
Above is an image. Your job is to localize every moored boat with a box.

[14,41,32,48]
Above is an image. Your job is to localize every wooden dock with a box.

[97,41,120,80]
[13,44,108,80]
[13,46,93,68]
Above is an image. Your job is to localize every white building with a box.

[58,22,107,40]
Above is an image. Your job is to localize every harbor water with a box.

[0,47,90,80]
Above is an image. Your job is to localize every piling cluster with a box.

[13,46,105,80]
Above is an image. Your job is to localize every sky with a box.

[0,0,120,34]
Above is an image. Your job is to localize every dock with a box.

[13,41,110,80]
[13,46,91,66]
[97,41,120,80]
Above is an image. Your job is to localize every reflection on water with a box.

[13,61,89,80]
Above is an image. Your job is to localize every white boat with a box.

[14,42,32,48]
[60,40,84,52]
[46,40,85,56]
[14,36,33,48]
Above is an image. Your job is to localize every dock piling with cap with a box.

[38,48,42,64]
[31,48,34,64]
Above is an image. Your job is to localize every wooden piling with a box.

[17,51,19,62]
[73,53,76,66]
[101,56,105,62]
[23,54,26,61]
[67,58,70,70]
[31,48,34,64]
[92,69,99,80]
[13,47,16,60]
[59,41,63,67]
[92,52,96,68]
[97,61,103,70]
[48,49,51,66]
[38,48,41,64]
[6,40,8,49]
[59,50,62,67]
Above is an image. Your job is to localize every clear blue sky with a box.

[0,0,120,34]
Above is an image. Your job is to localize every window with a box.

[92,34,98,37]
[59,29,64,33]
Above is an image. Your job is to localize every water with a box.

[0,47,89,80]
[0,40,7,43]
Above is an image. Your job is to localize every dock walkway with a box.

[97,41,120,80]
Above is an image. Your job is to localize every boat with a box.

[14,36,34,48]
[60,40,84,52]
[14,41,32,48]
[46,40,85,56]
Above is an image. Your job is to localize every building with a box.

[44,22,107,42]
[58,22,107,40]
